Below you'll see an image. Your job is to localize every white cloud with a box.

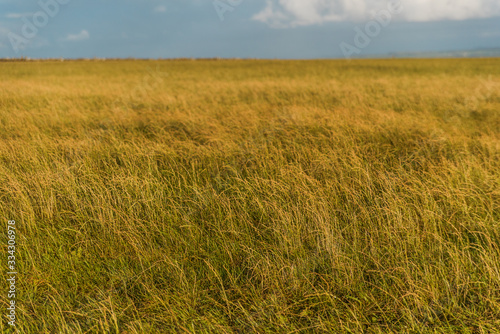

[253,0,500,28]
[403,0,499,21]
[154,5,167,13]
[5,12,31,19]
[65,30,90,42]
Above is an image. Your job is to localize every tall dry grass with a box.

[0,59,499,333]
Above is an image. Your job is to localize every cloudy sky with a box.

[0,0,499,59]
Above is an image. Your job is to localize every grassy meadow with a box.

[0,58,499,333]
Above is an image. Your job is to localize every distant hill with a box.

[387,48,500,58]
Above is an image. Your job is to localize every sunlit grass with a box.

[0,58,499,333]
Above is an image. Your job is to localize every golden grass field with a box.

[0,58,499,333]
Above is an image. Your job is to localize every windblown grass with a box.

[0,58,499,333]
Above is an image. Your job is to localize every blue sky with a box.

[0,0,499,59]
